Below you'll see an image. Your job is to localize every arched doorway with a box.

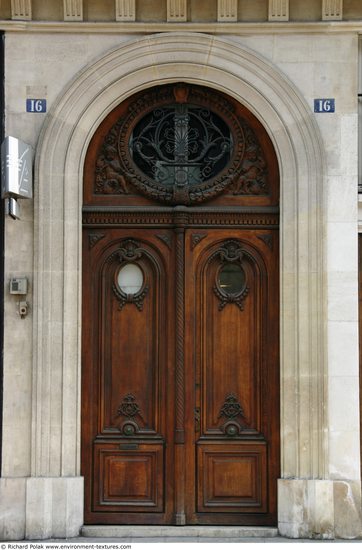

[81,83,280,525]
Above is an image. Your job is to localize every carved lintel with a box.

[322,0,342,20]
[89,233,105,248]
[257,234,273,249]
[115,0,136,21]
[156,234,172,249]
[167,0,187,22]
[11,0,32,20]
[191,233,207,250]
[82,210,279,228]
[63,0,83,21]
[268,0,289,21]
[217,0,237,22]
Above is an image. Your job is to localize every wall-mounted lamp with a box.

[1,136,33,220]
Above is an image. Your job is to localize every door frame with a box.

[31,33,327,533]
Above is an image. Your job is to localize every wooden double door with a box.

[82,221,279,526]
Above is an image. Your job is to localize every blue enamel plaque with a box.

[314,99,335,113]
[26,99,47,113]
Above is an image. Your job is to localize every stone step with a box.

[81,526,279,539]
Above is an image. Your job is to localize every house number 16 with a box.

[26,99,47,113]
[314,98,335,113]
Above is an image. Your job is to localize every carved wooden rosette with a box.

[93,83,269,205]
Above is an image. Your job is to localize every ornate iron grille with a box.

[130,104,233,187]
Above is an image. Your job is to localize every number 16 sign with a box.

[26,99,47,113]
[314,98,335,113]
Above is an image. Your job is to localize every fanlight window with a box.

[130,104,233,187]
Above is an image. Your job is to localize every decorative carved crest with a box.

[93,84,269,205]
[118,393,144,419]
[218,393,246,437]
[117,393,144,436]
[218,393,244,419]
[109,239,143,263]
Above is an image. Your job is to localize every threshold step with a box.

[81,526,279,539]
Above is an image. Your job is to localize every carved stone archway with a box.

[30,33,331,538]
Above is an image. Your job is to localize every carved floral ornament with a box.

[218,393,246,436]
[117,393,144,436]
[95,84,269,205]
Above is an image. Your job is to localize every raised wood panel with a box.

[197,443,267,513]
[93,443,164,511]
[197,239,264,436]
[100,241,162,435]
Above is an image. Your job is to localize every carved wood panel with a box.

[197,443,267,512]
[82,228,175,524]
[93,443,164,512]
[184,229,279,525]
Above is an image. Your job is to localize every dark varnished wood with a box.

[184,229,279,525]
[82,83,280,526]
[82,229,176,524]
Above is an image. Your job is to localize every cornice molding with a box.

[1,19,362,33]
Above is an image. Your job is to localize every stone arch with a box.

[32,32,326,532]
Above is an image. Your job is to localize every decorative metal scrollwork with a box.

[93,83,270,205]
[131,104,233,188]
[211,240,249,311]
[218,393,246,437]
[117,393,144,436]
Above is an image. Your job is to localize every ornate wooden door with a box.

[82,83,280,526]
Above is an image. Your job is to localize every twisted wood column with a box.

[173,210,188,524]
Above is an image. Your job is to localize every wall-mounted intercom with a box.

[9,277,29,318]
